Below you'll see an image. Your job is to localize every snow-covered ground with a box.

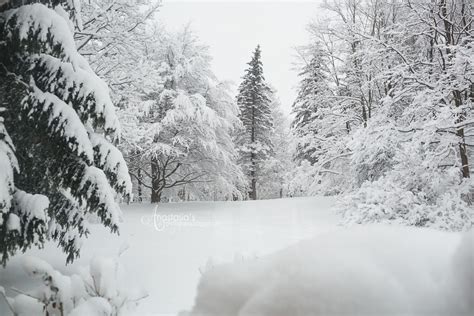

[0,196,339,315]
[188,226,473,316]
[1,196,472,315]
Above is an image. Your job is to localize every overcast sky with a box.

[157,0,322,114]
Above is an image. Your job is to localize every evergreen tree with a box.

[0,1,131,265]
[236,45,274,200]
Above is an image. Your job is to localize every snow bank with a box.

[188,226,473,316]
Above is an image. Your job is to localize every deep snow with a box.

[187,226,473,316]
[0,196,338,315]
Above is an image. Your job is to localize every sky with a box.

[157,0,323,114]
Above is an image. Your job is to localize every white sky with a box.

[157,0,323,114]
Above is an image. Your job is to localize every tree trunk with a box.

[454,90,470,178]
[151,157,161,203]
[250,175,257,200]
[137,168,143,202]
[250,96,257,200]
[440,0,470,179]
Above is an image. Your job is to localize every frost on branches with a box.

[291,0,474,230]
[0,2,131,265]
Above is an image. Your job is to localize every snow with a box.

[189,227,473,316]
[87,256,120,298]
[6,213,20,231]
[13,190,49,222]
[10,294,42,316]
[0,196,472,315]
[3,255,145,315]
[2,4,91,72]
[0,196,337,315]
[69,297,112,316]
[22,256,54,277]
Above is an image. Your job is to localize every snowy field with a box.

[0,196,339,315]
[1,196,472,315]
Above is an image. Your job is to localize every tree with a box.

[291,46,331,164]
[0,1,131,265]
[76,0,161,106]
[75,0,162,202]
[258,89,292,199]
[236,45,274,200]
[122,27,245,202]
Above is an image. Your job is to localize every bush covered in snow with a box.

[0,256,146,316]
[339,169,473,231]
[339,120,474,231]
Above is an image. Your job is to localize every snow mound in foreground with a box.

[187,226,473,316]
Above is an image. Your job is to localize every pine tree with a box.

[236,45,274,200]
[0,1,131,265]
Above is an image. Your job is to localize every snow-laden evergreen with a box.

[0,1,131,265]
[236,45,274,200]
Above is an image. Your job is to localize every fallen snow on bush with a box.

[188,226,473,316]
[0,255,146,316]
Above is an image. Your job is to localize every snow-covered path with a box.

[0,196,338,315]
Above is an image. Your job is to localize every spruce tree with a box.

[236,45,273,200]
[0,1,131,265]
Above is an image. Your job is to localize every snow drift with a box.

[188,226,473,316]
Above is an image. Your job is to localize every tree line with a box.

[290,0,473,230]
